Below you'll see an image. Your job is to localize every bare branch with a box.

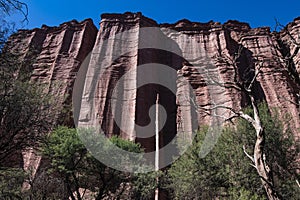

[279,95,300,106]
[296,179,300,188]
[0,0,28,22]
[246,60,263,92]
[213,52,244,90]
[275,19,300,47]
[194,38,283,199]
[243,145,255,163]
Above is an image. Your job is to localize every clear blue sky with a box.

[21,0,300,30]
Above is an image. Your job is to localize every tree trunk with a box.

[251,96,280,200]
[72,173,82,200]
[66,176,76,200]
[253,127,280,200]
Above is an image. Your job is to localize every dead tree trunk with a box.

[242,95,280,200]
[196,49,284,199]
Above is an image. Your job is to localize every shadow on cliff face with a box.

[237,47,267,106]
[224,30,266,107]
[101,39,198,168]
[75,25,199,171]
[135,27,198,162]
[75,21,273,170]
[135,49,189,155]
[108,50,198,168]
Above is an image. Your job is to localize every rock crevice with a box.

[4,13,300,170]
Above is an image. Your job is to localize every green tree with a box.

[41,126,145,200]
[0,50,57,165]
[132,170,164,200]
[167,104,299,199]
[0,2,60,199]
[0,167,26,199]
[0,1,52,165]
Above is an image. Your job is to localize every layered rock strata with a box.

[5,13,300,170]
[4,19,98,178]
[78,13,300,152]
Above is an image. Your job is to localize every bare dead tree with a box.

[0,0,28,22]
[0,0,28,49]
[187,46,284,199]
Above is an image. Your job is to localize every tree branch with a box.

[0,0,28,22]
[243,145,255,163]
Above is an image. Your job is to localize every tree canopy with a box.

[40,126,147,199]
[167,103,300,199]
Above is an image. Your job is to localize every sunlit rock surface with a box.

[5,13,300,173]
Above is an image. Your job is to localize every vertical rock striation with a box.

[77,13,300,154]
[4,19,97,179]
[4,13,300,171]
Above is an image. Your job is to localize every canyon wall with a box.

[5,12,300,170]
[4,19,98,177]
[76,13,300,155]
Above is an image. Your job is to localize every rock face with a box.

[5,13,300,169]
[4,19,98,178]
[77,13,300,152]
[6,19,97,125]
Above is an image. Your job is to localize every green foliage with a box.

[0,167,26,199]
[132,170,164,200]
[228,187,262,200]
[42,127,86,174]
[41,126,146,199]
[167,103,300,199]
[240,103,300,199]
[167,126,241,199]
[0,51,57,164]
[110,135,142,153]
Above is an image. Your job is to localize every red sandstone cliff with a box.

[76,13,300,153]
[4,18,98,179]
[4,12,300,170]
